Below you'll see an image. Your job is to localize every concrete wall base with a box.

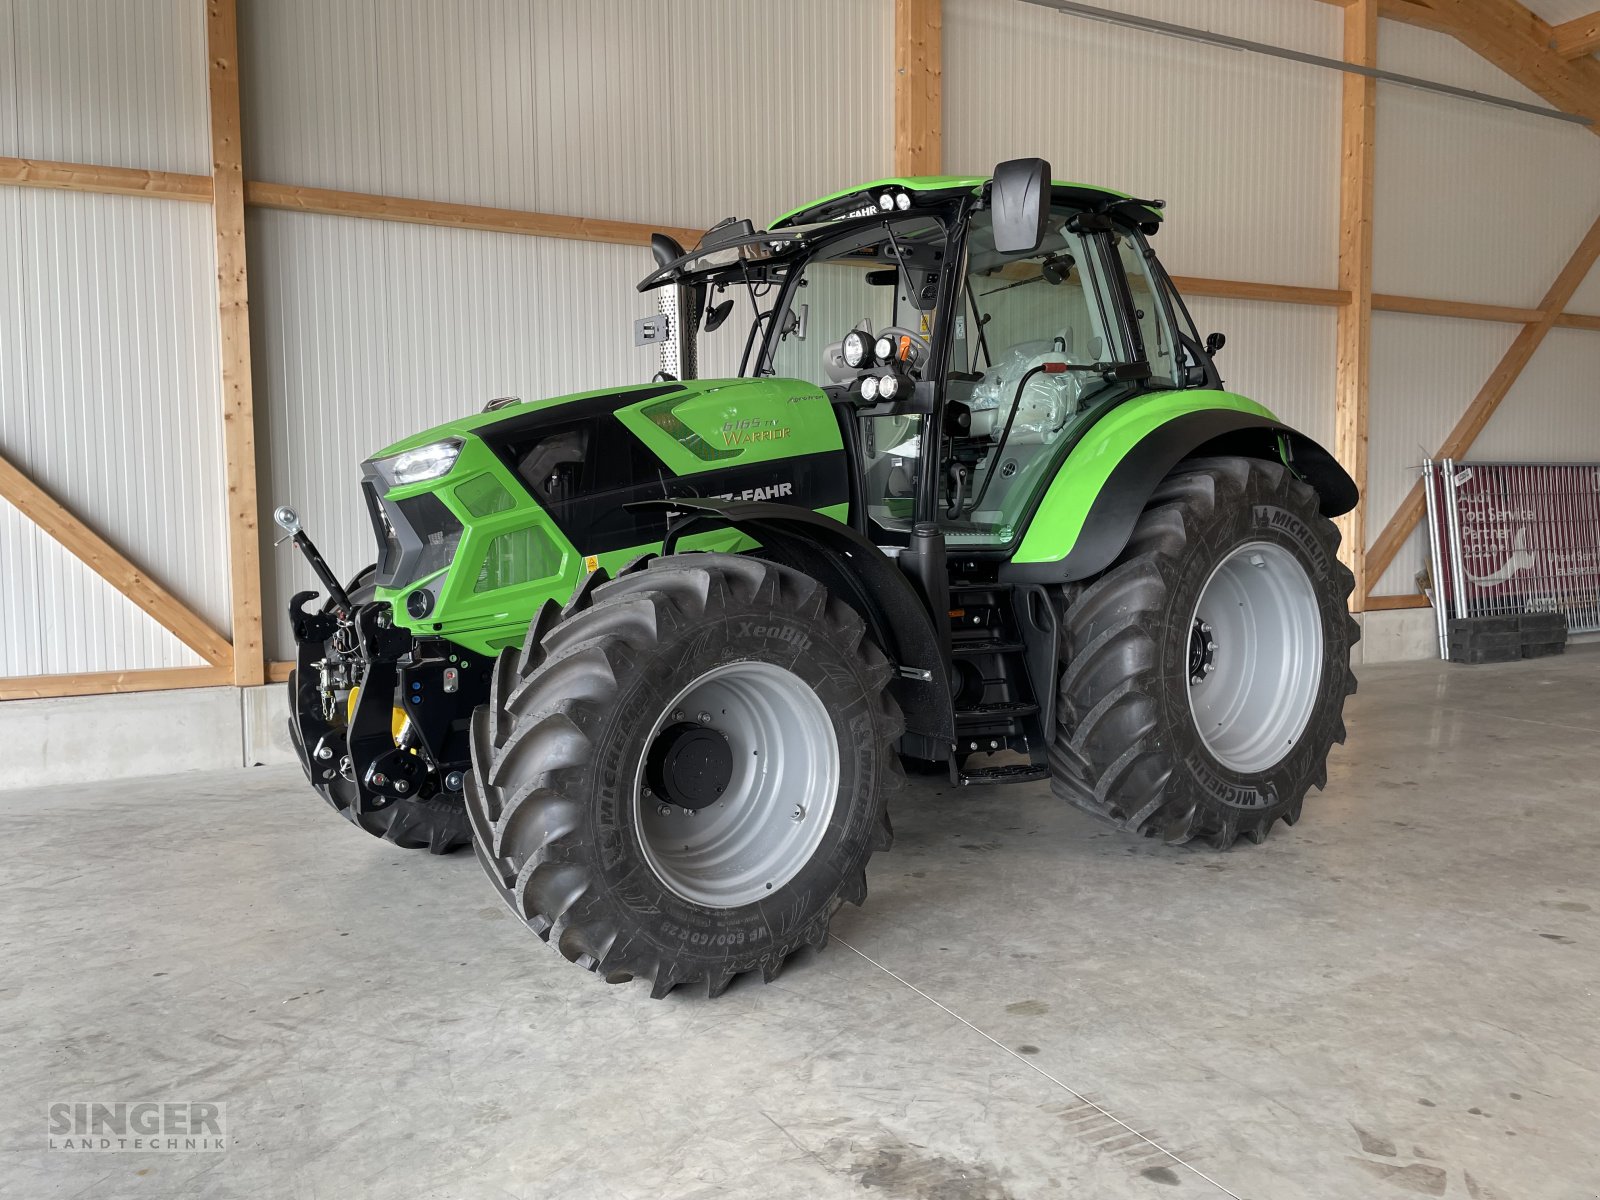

[4,684,297,792]
[1356,608,1441,665]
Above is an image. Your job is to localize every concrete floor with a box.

[3,647,1597,1200]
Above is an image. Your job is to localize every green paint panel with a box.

[615,378,842,476]
[368,383,848,657]
[1013,391,1279,565]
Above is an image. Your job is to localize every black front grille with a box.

[364,483,463,590]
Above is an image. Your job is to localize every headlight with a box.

[895,192,911,211]
[877,373,901,400]
[380,438,463,486]
[877,192,894,211]
[859,375,880,402]
[874,335,894,363]
[842,330,871,369]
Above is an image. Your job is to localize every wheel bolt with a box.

[697,712,712,724]
[657,804,672,817]
[1203,662,1215,674]
[792,805,806,822]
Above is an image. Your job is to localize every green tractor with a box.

[281,159,1358,997]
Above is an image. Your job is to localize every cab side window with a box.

[1114,235,1180,388]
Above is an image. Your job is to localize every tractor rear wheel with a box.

[291,565,471,855]
[1049,456,1358,848]
[464,554,902,997]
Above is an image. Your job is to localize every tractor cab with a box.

[637,163,1221,558]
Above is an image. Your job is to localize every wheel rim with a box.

[1186,541,1323,775]
[633,660,840,908]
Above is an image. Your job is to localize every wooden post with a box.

[894,0,942,177]
[1334,0,1377,603]
[207,0,263,686]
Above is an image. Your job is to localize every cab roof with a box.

[772,175,1164,229]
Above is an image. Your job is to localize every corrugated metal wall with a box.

[239,0,894,229]
[944,0,1341,288]
[0,0,223,678]
[0,0,209,173]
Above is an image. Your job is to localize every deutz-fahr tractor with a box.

[282,159,1359,998]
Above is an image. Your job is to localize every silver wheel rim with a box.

[1187,541,1323,775]
[633,660,840,908]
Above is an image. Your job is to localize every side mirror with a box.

[1205,331,1227,356]
[990,158,1051,254]
[703,299,735,332]
[650,233,685,269]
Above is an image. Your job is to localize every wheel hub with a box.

[1188,619,1216,685]
[645,722,733,811]
[633,660,840,909]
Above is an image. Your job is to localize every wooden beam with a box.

[1417,0,1600,129]
[1336,0,1378,603]
[0,665,232,701]
[1363,593,1431,610]
[0,156,212,202]
[894,0,942,176]
[1372,294,1546,323]
[245,181,703,250]
[1365,209,1600,592]
[1555,311,1600,330]
[208,0,263,687]
[1550,10,1600,60]
[268,661,295,684]
[0,451,234,665]
[1168,276,1349,307]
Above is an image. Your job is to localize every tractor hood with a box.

[371,379,724,460]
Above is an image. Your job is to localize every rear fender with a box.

[632,497,955,749]
[1006,392,1357,583]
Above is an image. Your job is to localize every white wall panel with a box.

[249,209,659,658]
[0,188,225,675]
[0,0,209,173]
[1366,312,1519,595]
[1186,298,1336,449]
[1373,81,1600,308]
[1475,329,1600,460]
[240,0,894,230]
[944,0,1341,288]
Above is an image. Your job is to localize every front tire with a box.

[464,554,903,997]
[1049,456,1358,848]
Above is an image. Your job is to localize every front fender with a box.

[1007,390,1356,583]
[631,497,955,750]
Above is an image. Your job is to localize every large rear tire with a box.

[464,554,903,997]
[290,565,471,855]
[1049,456,1358,848]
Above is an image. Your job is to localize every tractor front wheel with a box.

[465,554,903,997]
[1050,456,1358,848]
